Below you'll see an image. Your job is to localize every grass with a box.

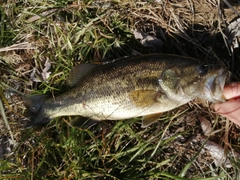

[0,0,240,179]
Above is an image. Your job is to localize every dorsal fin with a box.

[66,63,98,87]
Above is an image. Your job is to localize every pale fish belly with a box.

[77,97,193,120]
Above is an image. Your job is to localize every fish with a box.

[24,53,229,128]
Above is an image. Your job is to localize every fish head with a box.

[194,63,230,102]
[159,61,230,103]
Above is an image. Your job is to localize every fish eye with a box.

[198,65,209,76]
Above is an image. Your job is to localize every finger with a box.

[214,99,240,126]
[223,82,240,100]
[227,118,240,126]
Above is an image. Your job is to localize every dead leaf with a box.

[199,116,212,136]
[133,29,162,49]
[226,17,240,48]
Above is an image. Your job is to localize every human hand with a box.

[214,82,240,126]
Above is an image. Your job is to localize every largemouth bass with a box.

[24,54,229,128]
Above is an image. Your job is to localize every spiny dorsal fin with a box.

[67,63,98,87]
[141,113,162,128]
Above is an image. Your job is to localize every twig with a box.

[222,0,240,17]
[0,95,15,144]
[0,42,36,52]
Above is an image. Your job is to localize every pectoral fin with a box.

[141,113,162,128]
[129,90,162,107]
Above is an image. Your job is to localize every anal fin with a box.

[70,116,98,128]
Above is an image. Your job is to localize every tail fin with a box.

[23,95,50,128]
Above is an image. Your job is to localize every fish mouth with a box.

[219,69,230,92]
[204,68,230,102]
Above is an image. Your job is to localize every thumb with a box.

[214,99,240,126]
